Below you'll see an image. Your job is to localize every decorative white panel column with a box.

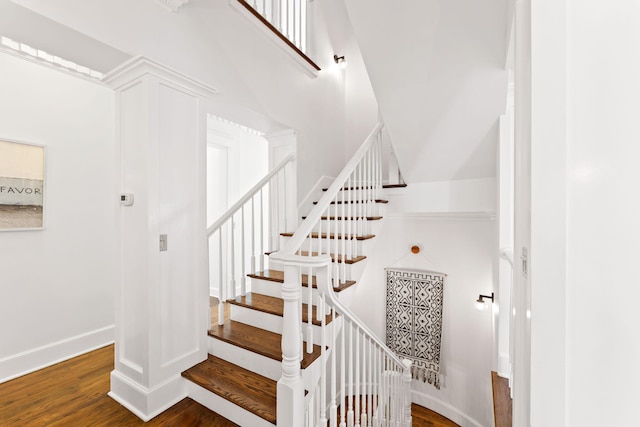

[103,56,216,421]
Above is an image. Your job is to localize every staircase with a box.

[182,124,412,427]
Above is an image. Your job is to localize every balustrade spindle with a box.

[355,331,360,427]
[230,216,236,300]
[260,188,264,271]
[218,231,224,326]
[348,320,355,427]
[251,196,256,273]
[340,317,346,427]
[306,264,313,354]
[330,305,337,427]
[241,206,246,296]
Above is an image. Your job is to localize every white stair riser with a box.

[229,304,330,346]
[249,276,355,306]
[186,381,275,427]
[279,235,376,257]
[208,336,281,381]
[207,335,325,390]
[310,219,383,236]
[268,258,366,281]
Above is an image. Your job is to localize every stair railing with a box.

[207,153,295,328]
[271,124,412,427]
[236,0,308,54]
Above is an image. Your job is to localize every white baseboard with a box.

[0,325,114,384]
[412,388,484,427]
[109,370,187,421]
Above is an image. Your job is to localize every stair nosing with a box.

[247,269,357,292]
[182,354,277,424]
[208,319,322,369]
[279,231,375,241]
[228,292,335,326]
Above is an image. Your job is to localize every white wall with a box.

[206,118,268,225]
[527,1,640,426]
[350,180,496,427]
[11,0,378,205]
[0,51,117,382]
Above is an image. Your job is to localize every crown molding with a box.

[155,0,189,13]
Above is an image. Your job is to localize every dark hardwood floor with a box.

[0,345,238,426]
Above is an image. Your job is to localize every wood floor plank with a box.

[412,403,460,426]
[209,320,322,369]
[0,345,238,426]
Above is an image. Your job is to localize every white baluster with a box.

[342,178,347,283]
[330,307,337,427]
[260,188,264,272]
[355,331,360,427]
[361,335,367,427]
[319,290,327,426]
[402,359,412,427]
[251,196,256,274]
[347,320,355,427]
[230,215,236,300]
[340,316,347,427]
[241,205,246,296]
[218,230,224,326]
[306,265,313,354]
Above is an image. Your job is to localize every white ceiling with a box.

[344,0,511,183]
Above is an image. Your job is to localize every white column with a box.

[103,56,216,421]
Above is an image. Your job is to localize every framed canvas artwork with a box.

[0,139,45,231]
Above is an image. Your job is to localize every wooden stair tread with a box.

[322,183,406,191]
[228,292,334,326]
[313,199,388,205]
[209,320,322,369]
[296,251,366,264]
[301,215,383,221]
[248,269,357,292]
[182,354,276,424]
[280,231,375,240]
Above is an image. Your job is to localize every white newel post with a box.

[402,359,413,427]
[277,262,305,427]
[103,56,217,421]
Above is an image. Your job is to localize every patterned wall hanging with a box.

[386,268,445,389]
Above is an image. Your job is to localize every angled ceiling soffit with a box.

[155,0,190,13]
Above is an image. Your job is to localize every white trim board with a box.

[412,389,484,427]
[0,325,115,384]
[387,212,496,221]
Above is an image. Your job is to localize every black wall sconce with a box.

[475,292,494,311]
[334,54,348,69]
